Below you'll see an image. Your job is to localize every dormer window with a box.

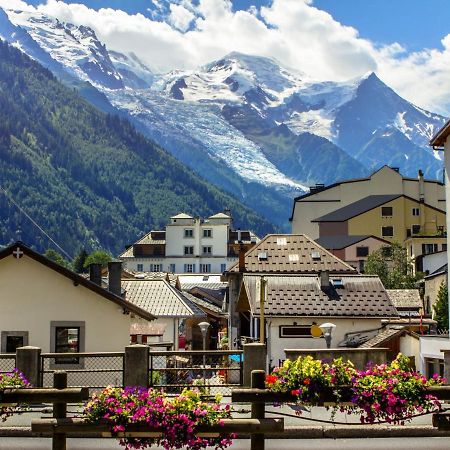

[311,251,321,260]
[258,252,268,261]
[331,278,344,288]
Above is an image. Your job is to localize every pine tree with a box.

[83,250,112,269]
[433,280,449,331]
[72,248,88,273]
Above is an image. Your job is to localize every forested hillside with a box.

[0,40,274,256]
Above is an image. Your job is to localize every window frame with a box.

[381,206,393,217]
[184,228,194,238]
[1,331,29,353]
[356,246,369,257]
[199,263,211,273]
[412,207,420,216]
[50,321,85,369]
[279,325,315,338]
[184,246,194,255]
[203,229,212,238]
[202,245,212,255]
[136,263,143,272]
[381,226,394,237]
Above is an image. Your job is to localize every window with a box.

[137,264,143,272]
[184,264,195,273]
[279,326,314,338]
[50,321,85,366]
[169,263,176,273]
[202,246,212,255]
[356,246,369,257]
[382,226,394,237]
[381,206,393,216]
[150,264,162,272]
[1,331,28,353]
[443,244,447,251]
[200,263,211,273]
[184,246,194,255]
[422,243,438,255]
[203,229,212,238]
[412,208,420,216]
[184,228,194,238]
[220,263,227,272]
[412,224,421,235]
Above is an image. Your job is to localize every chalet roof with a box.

[208,212,231,219]
[242,274,397,317]
[0,242,156,321]
[171,213,194,219]
[386,289,423,310]
[312,195,401,222]
[228,234,357,274]
[359,326,405,348]
[430,119,450,148]
[177,274,227,291]
[122,279,205,318]
[315,235,388,250]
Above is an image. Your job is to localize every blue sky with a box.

[24,0,450,52]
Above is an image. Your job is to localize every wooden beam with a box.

[0,388,89,403]
[31,418,284,436]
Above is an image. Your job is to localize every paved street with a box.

[0,437,449,449]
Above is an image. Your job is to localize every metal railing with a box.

[0,353,16,374]
[40,352,124,391]
[148,350,243,396]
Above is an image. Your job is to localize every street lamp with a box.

[319,322,336,349]
[198,322,210,383]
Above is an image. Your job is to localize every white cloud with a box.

[1,0,449,114]
[168,3,195,32]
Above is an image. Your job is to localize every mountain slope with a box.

[0,40,275,254]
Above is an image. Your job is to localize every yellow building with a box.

[290,166,445,239]
[312,194,446,246]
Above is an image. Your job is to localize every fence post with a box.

[251,370,265,450]
[124,345,149,387]
[243,343,266,387]
[53,371,67,450]
[16,346,41,387]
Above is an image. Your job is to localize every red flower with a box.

[266,375,278,386]
[303,378,311,385]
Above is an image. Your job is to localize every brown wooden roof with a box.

[228,234,357,274]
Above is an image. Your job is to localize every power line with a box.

[0,184,73,260]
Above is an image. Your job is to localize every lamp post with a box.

[319,322,336,349]
[198,322,210,383]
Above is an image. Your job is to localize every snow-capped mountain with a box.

[0,6,447,228]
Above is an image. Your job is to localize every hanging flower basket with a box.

[83,386,234,450]
[265,353,444,424]
[0,369,30,421]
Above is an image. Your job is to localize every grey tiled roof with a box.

[228,234,357,274]
[123,279,205,318]
[359,327,405,348]
[182,292,223,315]
[312,195,401,222]
[386,289,423,309]
[242,274,398,317]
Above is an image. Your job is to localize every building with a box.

[406,236,447,274]
[386,289,423,318]
[315,235,389,272]
[122,278,206,350]
[290,166,446,240]
[0,242,155,356]
[120,212,258,274]
[423,264,447,317]
[311,194,446,245]
[224,234,398,366]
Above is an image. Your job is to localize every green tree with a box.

[44,248,70,268]
[83,250,112,269]
[72,248,88,273]
[433,280,449,331]
[364,242,419,289]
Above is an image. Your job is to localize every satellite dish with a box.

[311,325,323,338]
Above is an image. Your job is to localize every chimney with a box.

[238,243,246,272]
[418,169,425,203]
[237,228,242,243]
[319,270,330,289]
[108,261,122,297]
[89,263,102,286]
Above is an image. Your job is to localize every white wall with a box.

[418,336,450,373]
[267,317,382,367]
[0,255,131,352]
